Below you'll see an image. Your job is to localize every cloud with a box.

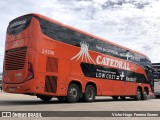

[101,0,151,9]
[0,0,160,72]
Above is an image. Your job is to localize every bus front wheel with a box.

[84,85,96,102]
[67,83,80,103]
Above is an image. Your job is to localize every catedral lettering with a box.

[96,55,130,70]
[3,13,153,103]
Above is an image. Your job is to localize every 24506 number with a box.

[42,49,54,55]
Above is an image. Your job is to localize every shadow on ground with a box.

[0,97,156,106]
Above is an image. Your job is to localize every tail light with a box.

[25,62,34,81]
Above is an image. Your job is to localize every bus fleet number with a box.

[42,49,54,55]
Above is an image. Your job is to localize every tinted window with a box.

[80,62,149,84]
[36,16,151,68]
[7,15,32,35]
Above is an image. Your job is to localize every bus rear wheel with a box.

[67,83,80,103]
[39,96,52,102]
[84,85,96,102]
[134,88,142,101]
[142,89,148,100]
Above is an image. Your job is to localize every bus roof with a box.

[11,13,148,58]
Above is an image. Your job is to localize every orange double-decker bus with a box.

[3,13,153,103]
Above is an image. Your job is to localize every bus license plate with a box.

[10,88,15,92]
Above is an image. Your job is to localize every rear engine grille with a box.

[5,47,27,70]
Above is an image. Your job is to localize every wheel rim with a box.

[144,92,147,96]
[69,88,77,98]
[144,91,147,98]
[137,91,141,100]
[87,89,93,100]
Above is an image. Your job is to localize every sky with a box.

[0,0,160,72]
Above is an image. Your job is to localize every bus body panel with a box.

[3,14,153,99]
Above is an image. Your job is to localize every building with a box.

[0,73,2,88]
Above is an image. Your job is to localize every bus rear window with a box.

[7,15,32,35]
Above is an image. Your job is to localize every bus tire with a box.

[67,83,80,103]
[120,96,126,100]
[39,96,52,102]
[112,96,119,100]
[84,85,96,102]
[142,89,148,100]
[57,96,67,102]
[134,88,142,101]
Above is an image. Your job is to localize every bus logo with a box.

[15,73,22,80]
[71,41,95,64]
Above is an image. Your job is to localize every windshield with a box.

[7,14,32,35]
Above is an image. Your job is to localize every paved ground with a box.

[0,92,160,120]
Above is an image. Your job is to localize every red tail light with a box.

[25,62,34,81]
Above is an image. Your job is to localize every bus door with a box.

[145,67,154,92]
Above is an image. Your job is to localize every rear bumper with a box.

[2,80,36,94]
[2,80,64,97]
